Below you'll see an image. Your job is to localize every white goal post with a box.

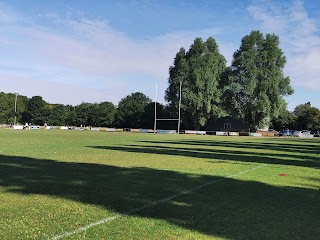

[154,81,182,134]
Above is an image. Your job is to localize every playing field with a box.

[0,130,319,240]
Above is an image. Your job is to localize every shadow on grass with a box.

[92,143,320,169]
[134,140,320,169]
[0,154,319,240]
[141,139,320,155]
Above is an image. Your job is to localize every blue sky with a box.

[1,0,319,110]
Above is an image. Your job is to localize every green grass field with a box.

[0,130,319,240]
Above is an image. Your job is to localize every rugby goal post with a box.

[154,81,182,134]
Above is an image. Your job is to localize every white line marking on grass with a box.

[52,164,267,240]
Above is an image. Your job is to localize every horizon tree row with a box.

[0,91,319,131]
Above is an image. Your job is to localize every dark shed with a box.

[206,117,249,132]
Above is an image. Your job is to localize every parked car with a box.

[279,129,292,136]
[268,129,279,137]
[293,130,313,138]
[293,131,302,137]
[302,130,311,134]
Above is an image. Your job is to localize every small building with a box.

[206,117,249,132]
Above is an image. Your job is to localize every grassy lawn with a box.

[0,130,319,240]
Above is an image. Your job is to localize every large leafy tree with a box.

[23,96,47,125]
[74,102,92,126]
[82,102,116,127]
[165,37,227,130]
[270,109,295,130]
[293,102,320,130]
[43,104,76,126]
[96,101,116,127]
[64,105,77,126]
[222,31,293,131]
[115,92,151,128]
[44,104,66,126]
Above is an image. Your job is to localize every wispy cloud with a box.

[30,15,225,79]
[0,3,17,23]
[248,0,320,90]
[0,7,233,104]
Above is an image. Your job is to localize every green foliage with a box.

[165,37,227,130]
[74,102,93,126]
[115,92,151,128]
[222,31,294,131]
[293,102,320,130]
[23,96,47,125]
[270,108,295,130]
[0,92,28,124]
[44,104,72,126]
[70,102,116,127]
[97,101,116,127]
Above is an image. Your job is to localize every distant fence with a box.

[185,130,206,135]
[4,125,318,138]
[157,129,177,134]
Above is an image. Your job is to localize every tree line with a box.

[1,30,319,130]
[0,92,168,129]
[1,91,318,131]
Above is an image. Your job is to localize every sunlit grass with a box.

[0,130,319,239]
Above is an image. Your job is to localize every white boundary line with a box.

[52,164,268,240]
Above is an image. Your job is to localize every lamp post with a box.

[14,93,18,126]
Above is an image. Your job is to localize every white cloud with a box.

[0,10,234,105]
[248,0,320,90]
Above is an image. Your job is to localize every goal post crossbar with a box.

[155,118,179,121]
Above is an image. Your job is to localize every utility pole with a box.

[154,82,157,133]
[14,93,18,126]
[177,81,182,134]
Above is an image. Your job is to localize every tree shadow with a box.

[138,139,320,166]
[92,143,320,169]
[140,139,320,155]
[1,154,319,239]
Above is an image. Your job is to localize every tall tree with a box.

[97,101,116,127]
[44,104,71,126]
[82,102,116,127]
[293,102,320,130]
[165,37,227,130]
[270,108,295,130]
[64,105,77,126]
[222,31,293,131]
[115,92,151,128]
[74,102,92,126]
[23,96,47,125]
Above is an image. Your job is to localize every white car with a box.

[293,131,302,137]
[293,130,313,138]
